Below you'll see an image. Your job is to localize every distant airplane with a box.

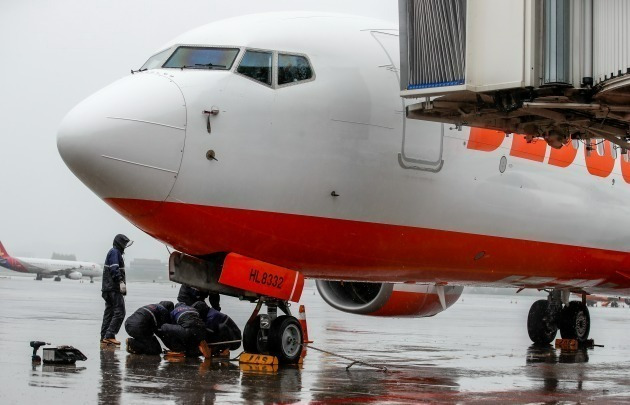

[572,293,630,308]
[0,241,100,282]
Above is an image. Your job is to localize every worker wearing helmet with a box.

[100,234,133,345]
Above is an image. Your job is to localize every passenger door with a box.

[371,31,444,172]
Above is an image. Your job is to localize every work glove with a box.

[119,282,127,296]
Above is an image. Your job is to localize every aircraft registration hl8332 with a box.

[0,241,100,282]
[56,12,630,361]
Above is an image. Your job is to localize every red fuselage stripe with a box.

[105,198,630,287]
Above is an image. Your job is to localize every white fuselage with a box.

[57,13,630,294]
[16,257,101,277]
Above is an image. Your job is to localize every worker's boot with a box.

[102,337,121,345]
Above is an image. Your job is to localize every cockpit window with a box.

[162,46,239,70]
[236,50,272,85]
[140,48,172,70]
[278,54,313,85]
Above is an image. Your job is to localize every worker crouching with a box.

[157,302,207,357]
[178,284,221,311]
[125,301,174,355]
[203,307,242,352]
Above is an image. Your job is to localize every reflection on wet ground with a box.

[2,277,630,403]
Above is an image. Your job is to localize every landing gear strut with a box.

[243,299,303,364]
[527,290,591,344]
[90,277,94,284]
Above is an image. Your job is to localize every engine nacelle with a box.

[316,281,463,317]
[66,271,82,280]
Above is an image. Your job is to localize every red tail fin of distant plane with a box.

[0,241,27,273]
[0,241,10,258]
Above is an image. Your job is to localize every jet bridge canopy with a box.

[399,0,630,151]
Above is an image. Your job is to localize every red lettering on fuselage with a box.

[467,129,626,182]
[467,128,504,152]
[510,134,546,162]
[584,141,615,178]
[620,153,630,183]
[548,141,578,168]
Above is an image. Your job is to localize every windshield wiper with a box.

[130,68,147,74]
[195,63,226,69]
[169,64,227,70]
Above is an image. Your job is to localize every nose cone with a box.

[58,73,186,205]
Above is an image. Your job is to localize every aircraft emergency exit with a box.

[57,12,630,362]
[0,241,100,282]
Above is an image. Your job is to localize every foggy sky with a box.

[0,1,398,263]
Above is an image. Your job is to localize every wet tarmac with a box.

[2,276,630,403]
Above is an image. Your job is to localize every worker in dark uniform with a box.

[100,234,133,345]
[125,301,174,355]
[202,306,242,352]
[156,301,207,356]
[177,285,221,311]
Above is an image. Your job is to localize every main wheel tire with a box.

[35,274,42,281]
[243,315,268,354]
[527,299,558,344]
[559,301,590,342]
[54,276,61,282]
[268,315,303,364]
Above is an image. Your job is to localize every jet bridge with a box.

[399,0,630,151]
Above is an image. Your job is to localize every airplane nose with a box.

[57,73,186,205]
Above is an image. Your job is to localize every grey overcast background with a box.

[0,1,398,263]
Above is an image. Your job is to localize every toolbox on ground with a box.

[42,346,87,364]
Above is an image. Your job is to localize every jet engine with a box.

[315,281,463,317]
[66,271,82,280]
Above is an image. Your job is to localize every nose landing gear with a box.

[242,299,303,364]
[527,290,591,344]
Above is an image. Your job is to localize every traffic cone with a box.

[298,305,310,358]
[298,305,311,343]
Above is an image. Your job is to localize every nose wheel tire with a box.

[559,301,590,343]
[527,299,558,344]
[268,315,303,364]
[243,315,269,354]
[54,276,62,282]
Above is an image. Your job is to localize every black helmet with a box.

[159,301,174,312]
[113,234,133,252]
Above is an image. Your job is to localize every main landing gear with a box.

[243,299,303,364]
[527,290,591,344]
[35,274,42,281]
[54,276,62,282]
